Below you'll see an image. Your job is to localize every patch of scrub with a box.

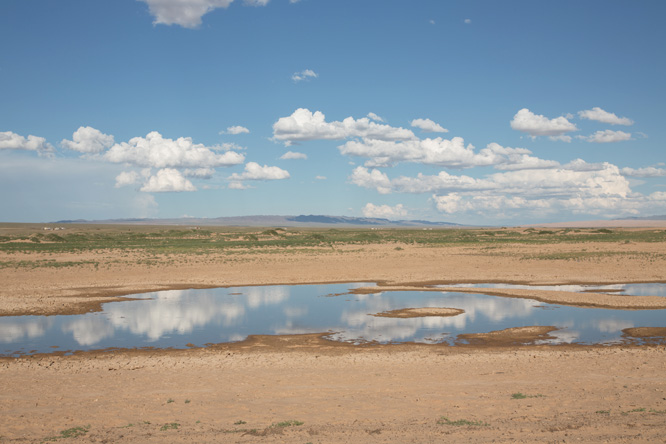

[372,307,465,318]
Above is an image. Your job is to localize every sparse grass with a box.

[42,425,90,442]
[184,399,191,404]
[166,398,175,404]
[160,422,180,431]
[511,392,545,399]
[437,416,489,427]
[595,410,611,414]
[234,420,247,425]
[273,420,304,428]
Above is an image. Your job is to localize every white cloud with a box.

[280,151,307,160]
[510,108,578,138]
[183,167,215,178]
[228,181,252,189]
[349,164,631,207]
[213,142,246,151]
[105,131,244,169]
[410,118,448,133]
[272,108,416,145]
[348,166,392,194]
[578,107,634,126]
[620,167,666,178]
[0,131,54,154]
[464,18,471,24]
[244,0,269,5]
[139,0,235,28]
[292,69,318,83]
[315,175,326,180]
[115,171,139,188]
[367,112,384,122]
[140,168,196,192]
[340,138,557,170]
[224,125,250,135]
[351,163,637,219]
[582,130,632,143]
[229,162,290,181]
[429,19,435,25]
[362,203,408,219]
[61,126,114,154]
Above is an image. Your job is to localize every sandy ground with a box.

[1,234,666,442]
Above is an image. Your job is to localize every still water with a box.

[1,283,665,356]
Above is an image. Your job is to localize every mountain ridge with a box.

[53,214,463,228]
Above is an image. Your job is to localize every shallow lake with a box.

[1,282,665,356]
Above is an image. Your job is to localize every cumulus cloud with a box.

[292,69,318,83]
[350,162,641,218]
[140,168,196,192]
[581,130,632,143]
[224,125,249,135]
[0,131,54,154]
[105,131,244,169]
[115,171,139,188]
[272,108,416,145]
[139,0,235,28]
[228,181,252,189]
[620,166,666,178]
[367,112,384,122]
[280,151,307,160]
[510,108,578,139]
[410,118,448,133]
[315,175,326,180]
[340,138,557,170]
[362,203,408,219]
[229,162,290,181]
[61,126,114,154]
[183,167,215,178]
[348,167,392,194]
[244,0,269,5]
[578,107,634,126]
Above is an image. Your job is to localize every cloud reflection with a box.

[0,318,52,343]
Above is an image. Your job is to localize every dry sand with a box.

[1,233,665,442]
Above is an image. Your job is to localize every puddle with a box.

[438,283,666,296]
[1,283,665,356]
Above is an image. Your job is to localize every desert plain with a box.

[0,224,665,443]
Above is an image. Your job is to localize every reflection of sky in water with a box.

[1,283,665,356]
[441,283,666,296]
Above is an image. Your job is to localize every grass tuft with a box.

[437,416,488,427]
[511,392,545,399]
[273,420,304,428]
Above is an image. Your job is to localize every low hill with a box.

[53,215,462,228]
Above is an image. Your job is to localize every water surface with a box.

[1,283,664,356]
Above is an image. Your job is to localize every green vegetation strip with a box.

[2,227,665,257]
[437,416,489,427]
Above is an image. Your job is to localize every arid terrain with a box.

[1,224,665,443]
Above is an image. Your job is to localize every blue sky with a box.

[1,0,665,224]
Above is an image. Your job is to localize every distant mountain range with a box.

[615,215,666,221]
[53,215,463,228]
